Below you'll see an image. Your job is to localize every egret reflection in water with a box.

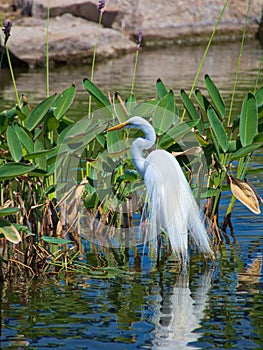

[151,269,213,350]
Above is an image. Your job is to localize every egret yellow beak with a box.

[106,121,129,132]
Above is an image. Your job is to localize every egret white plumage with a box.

[107,116,213,265]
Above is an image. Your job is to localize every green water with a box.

[1,40,263,349]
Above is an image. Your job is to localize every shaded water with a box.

[1,40,263,349]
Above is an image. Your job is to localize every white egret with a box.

[107,116,213,265]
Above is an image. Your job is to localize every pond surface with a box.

[1,40,263,349]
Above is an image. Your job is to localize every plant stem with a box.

[180,0,230,122]
[45,0,50,97]
[224,0,252,219]
[131,50,139,96]
[88,11,103,117]
[227,0,251,126]
[254,53,263,93]
[6,45,20,106]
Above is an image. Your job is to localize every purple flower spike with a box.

[3,21,12,45]
[98,0,105,12]
[136,31,143,51]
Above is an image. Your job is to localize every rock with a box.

[32,0,119,28]
[7,14,135,68]
[110,0,263,44]
[2,0,263,67]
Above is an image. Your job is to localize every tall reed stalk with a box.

[180,0,230,122]
[45,0,50,97]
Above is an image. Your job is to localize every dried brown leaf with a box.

[172,146,202,157]
[228,175,261,214]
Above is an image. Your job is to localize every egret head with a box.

[107,116,151,131]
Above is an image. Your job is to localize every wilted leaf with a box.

[228,175,261,214]
[172,146,203,157]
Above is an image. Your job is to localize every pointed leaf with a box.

[195,88,211,113]
[0,162,37,181]
[229,175,260,214]
[156,78,168,99]
[0,219,22,243]
[125,93,136,114]
[25,94,57,131]
[6,125,23,162]
[231,143,262,159]
[82,78,112,110]
[255,86,263,105]
[181,90,200,121]
[240,93,258,147]
[41,236,73,245]
[207,106,228,152]
[204,74,225,118]
[14,124,34,153]
[24,148,56,160]
[159,120,199,148]
[153,90,177,134]
[0,207,21,216]
[52,84,76,120]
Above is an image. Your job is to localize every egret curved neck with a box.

[131,131,156,177]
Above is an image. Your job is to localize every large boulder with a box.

[7,14,135,68]
[3,0,263,67]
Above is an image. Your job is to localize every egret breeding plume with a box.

[107,116,213,265]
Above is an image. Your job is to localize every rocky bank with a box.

[1,0,263,68]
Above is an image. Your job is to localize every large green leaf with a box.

[52,84,76,120]
[44,110,60,132]
[131,99,159,117]
[14,124,34,153]
[107,129,125,154]
[125,93,136,114]
[24,148,56,160]
[181,89,202,133]
[207,106,228,153]
[240,92,258,147]
[41,236,72,245]
[25,94,57,131]
[231,143,262,159]
[6,125,22,162]
[82,78,112,110]
[255,86,263,105]
[180,90,200,121]
[0,113,8,132]
[0,219,21,243]
[153,90,177,135]
[0,162,37,180]
[0,207,21,216]
[159,120,199,148]
[204,74,225,119]
[156,78,168,99]
[195,88,211,114]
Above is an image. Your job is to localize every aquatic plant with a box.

[0,0,262,280]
